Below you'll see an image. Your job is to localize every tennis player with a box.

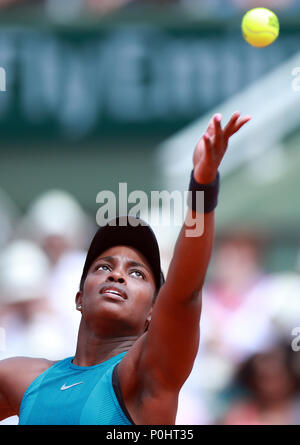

[0,112,251,425]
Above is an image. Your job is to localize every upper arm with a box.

[140,284,202,392]
[0,356,53,420]
[0,359,18,420]
[135,211,214,392]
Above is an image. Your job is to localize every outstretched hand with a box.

[193,112,251,184]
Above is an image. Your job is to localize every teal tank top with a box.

[18,351,134,425]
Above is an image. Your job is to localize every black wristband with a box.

[187,170,220,213]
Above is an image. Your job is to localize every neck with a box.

[73,318,139,366]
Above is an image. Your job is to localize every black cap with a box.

[79,216,165,292]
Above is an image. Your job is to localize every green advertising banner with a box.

[0,20,299,142]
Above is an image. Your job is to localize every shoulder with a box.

[0,356,57,412]
[0,356,56,379]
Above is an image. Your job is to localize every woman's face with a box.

[78,245,156,336]
[252,351,296,403]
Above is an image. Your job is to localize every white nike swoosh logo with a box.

[60,382,83,391]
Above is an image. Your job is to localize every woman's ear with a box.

[75,291,83,312]
[144,307,153,331]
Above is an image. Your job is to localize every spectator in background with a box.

[220,342,300,425]
[19,190,94,356]
[201,231,275,364]
[20,189,91,266]
[261,271,300,339]
[0,239,63,360]
[0,238,65,425]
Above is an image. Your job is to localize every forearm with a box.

[162,111,251,302]
[164,208,215,300]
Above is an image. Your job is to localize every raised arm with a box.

[165,111,251,296]
[136,112,251,395]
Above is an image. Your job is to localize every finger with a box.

[203,132,213,159]
[225,114,251,140]
[206,116,216,137]
[231,115,252,135]
[213,114,223,148]
[223,111,240,140]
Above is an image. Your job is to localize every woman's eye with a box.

[96,264,110,271]
[130,270,144,279]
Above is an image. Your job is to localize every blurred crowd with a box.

[0,0,299,19]
[176,231,300,425]
[0,185,299,426]
[0,188,95,360]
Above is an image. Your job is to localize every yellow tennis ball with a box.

[241,8,279,48]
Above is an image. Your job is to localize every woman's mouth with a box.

[99,285,127,300]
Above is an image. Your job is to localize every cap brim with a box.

[80,216,164,291]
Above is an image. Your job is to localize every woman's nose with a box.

[106,272,126,284]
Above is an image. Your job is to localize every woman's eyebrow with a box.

[126,260,149,272]
[96,256,115,263]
